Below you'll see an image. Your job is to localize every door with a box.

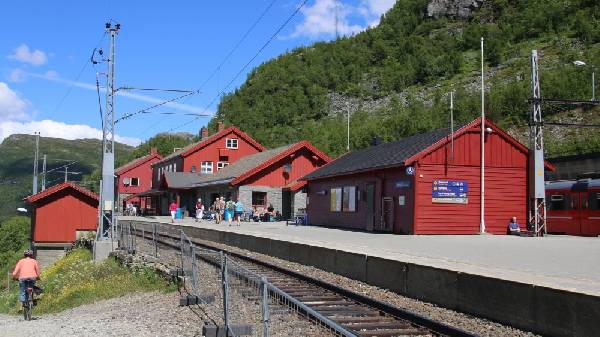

[366,183,375,231]
[282,190,292,219]
[380,197,394,232]
[578,192,592,236]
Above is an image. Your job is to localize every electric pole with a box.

[99,22,120,240]
[32,132,40,195]
[529,50,546,236]
[346,102,350,151]
[479,37,485,234]
[41,155,46,191]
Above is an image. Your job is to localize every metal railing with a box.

[119,221,356,337]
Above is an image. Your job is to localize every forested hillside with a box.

[0,135,133,221]
[212,0,600,157]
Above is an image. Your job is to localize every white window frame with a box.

[201,161,213,174]
[226,138,239,149]
[217,162,229,171]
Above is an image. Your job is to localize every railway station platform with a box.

[120,216,600,337]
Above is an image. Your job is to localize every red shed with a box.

[25,182,99,244]
[304,117,549,235]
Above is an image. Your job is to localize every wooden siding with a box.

[182,131,262,173]
[118,156,162,195]
[242,147,325,187]
[32,190,98,243]
[414,164,527,234]
[419,129,528,168]
[307,168,415,233]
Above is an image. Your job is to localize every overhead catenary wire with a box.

[134,0,281,138]
[167,0,310,133]
[48,31,107,120]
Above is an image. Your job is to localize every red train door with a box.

[589,190,600,236]
[576,192,591,235]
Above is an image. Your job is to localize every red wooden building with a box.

[25,182,99,244]
[142,123,266,215]
[161,141,330,218]
[115,147,162,212]
[304,117,549,235]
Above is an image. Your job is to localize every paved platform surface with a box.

[122,216,600,296]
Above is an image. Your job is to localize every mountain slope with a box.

[0,135,133,221]
[212,0,600,157]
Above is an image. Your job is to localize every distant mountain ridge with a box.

[0,134,133,221]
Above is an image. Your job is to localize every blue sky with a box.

[0,0,395,146]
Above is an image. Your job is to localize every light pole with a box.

[573,60,596,101]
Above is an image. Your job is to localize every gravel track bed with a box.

[0,292,201,337]
[146,224,538,337]
[135,236,332,337]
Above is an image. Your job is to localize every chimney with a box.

[217,121,224,132]
[200,127,208,140]
[150,147,158,155]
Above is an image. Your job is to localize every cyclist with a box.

[12,249,40,305]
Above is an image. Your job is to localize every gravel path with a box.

[0,292,202,337]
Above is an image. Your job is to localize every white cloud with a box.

[7,44,48,66]
[8,69,26,82]
[0,119,141,146]
[0,82,30,120]
[290,0,396,39]
[44,70,59,78]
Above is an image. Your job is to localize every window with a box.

[217,162,229,170]
[201,161,213,174]
[589,192,600,210]
[330,188,342,212]
[130,177,139,187]
[342,186,356,212]
[330,186,356,212]
[226,138,238,149]
[252,191,267,206]
[547,194,571,211]
[191,165,196,173]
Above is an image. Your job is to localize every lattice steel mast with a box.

[100,22,120,239]
[529,50,546,236]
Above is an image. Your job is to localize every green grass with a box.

[0,248,174,314]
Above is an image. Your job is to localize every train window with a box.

[589,193,600,210]
[547,194,571,211]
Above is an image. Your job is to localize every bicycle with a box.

[22,281,41,321]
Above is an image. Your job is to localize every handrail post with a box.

[261,276,269,337]
[221,252,230,335]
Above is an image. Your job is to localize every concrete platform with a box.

[121,216,600,337]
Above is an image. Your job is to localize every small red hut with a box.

[25,182,99,244]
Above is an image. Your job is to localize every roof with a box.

[303,125,460,180]
[25,182,99,204]
[190,144,296,187]
[546,179,600,190]
[155,126,266,165]
[164,172,200,189]
[304,117,548,180]
[161,141,330,189]
[116,151,162,175]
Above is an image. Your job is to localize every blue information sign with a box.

[432,180,468,204]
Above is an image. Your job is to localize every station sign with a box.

[432,180,468,204]
[395,180,411,189]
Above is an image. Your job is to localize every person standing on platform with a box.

[226,198,235,226]
[214,197,222,224]
[195,198,204,222]
[508,216,521,235]
[234,199,244,226]
[169,200,178,223]
[219,197,226,224]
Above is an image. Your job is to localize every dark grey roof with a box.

[163,144,295,189]
[304,126,458,180]
[164,172,199,189]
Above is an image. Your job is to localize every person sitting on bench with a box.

[508,216,521,235]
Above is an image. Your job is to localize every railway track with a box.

[130,224,478,337]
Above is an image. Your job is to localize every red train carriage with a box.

[546,179,600,236]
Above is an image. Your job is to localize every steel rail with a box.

[128,222,479,337]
